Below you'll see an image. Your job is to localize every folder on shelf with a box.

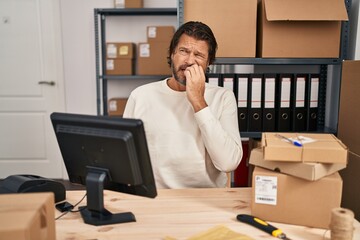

[248,74,263,132]
[276,74,293,132]
[206,73,221,86]
[236,74,249,132]
[222,74,236,97]
[307,74,320,131]
[292,74,308,132]
[262,73,276,132]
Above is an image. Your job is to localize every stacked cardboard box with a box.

[183,0,257,58]
[106,42,135,75]
[137,26,174,75]
[338,60,360,221]
[250,133,348,229]
[257,0,348,58]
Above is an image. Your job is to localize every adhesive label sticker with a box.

[254,175,277,205]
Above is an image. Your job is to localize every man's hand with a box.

[184,64,208,112]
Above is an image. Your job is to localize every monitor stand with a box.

[79,166,136,226]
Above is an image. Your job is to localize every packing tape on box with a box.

[329,207,355,240]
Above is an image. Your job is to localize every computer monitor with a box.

[50,112,157,226]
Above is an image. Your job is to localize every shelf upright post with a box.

[100,13,108,115]
[94,9,101,115]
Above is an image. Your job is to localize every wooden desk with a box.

[56,188,360,240]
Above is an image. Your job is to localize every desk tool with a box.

[275,134,302,147]
[237,214,291,239]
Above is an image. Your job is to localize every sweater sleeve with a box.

[194,91,243,172]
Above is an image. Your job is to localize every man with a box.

[123,21,243,188]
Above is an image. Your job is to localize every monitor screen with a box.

[50,112,157,226]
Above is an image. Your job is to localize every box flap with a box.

[264,0,348,21]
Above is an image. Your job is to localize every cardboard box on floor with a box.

[261,132,348,164]
[249,147,346,181]
[184,0,257,57]
[251,166,342,229]
[338,60,360,221]
[257,0,348,58]
[0,192,56,240]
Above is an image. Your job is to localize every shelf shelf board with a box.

[100,75,170,80]
[95,8,177,16]
[213,58,342,65]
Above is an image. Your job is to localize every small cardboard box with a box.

[114,0,143,8]
[108,98,128,116]
[106,58,134,75]
[261,132,348,164]
[251,166,342,229]
[257,0,348,58]
[147,26,174,43]
[249,147,346,181]
[184,0,257,57]
[0,211,43,240]
[106,42,135,59]
[137,42,171,75]
[0,193,56,240]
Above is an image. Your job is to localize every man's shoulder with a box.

[132,79,165,94]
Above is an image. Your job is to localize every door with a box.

[0,0,65,178]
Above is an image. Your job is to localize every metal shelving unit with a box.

[94,8,177,115]
[177,0,351,138]
[94,0,351,138]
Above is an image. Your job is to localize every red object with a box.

[234,141,249,187]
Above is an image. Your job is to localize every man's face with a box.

[171,34,209,85]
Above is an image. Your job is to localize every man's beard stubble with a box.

[171,62,188,86]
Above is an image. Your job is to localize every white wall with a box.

[60,0,177,115]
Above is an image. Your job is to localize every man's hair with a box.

[167,21,218,67]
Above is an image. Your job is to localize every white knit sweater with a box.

[123,79,243,189]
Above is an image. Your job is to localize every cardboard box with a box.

[338,61,360,154]
[0,193,56,240]
[249,147,346,181]
[338,60,360,221]
[340,152,360,221]
[0,211,43,240]
[108,98,128,116]
[114,0,143,8]
[106,59,134,75]
[251,166,342,229]
[137,42,171,75]
[261,132,348,164]
[106,42,135,59]
[184,0,257,57]
[257,0,348,58]
[147,26,174,43]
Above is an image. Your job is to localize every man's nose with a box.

[185,52,196,65]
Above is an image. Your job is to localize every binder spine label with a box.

[223,77,234,91]
[280,77,291,108]
[264,77,275,108]
[296,77,306,107]
[310,77,319,108]
[208,77,219,86]
[238,77,248,108]
[251,77,262,108]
